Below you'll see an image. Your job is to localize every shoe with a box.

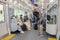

[28,29,31,31]
[20,31,24,33]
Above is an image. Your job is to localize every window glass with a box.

[47,4,57,24]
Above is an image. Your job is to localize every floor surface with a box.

[11,29,48,40]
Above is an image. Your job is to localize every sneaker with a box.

[28,29,31,31]
[20,31,24,33]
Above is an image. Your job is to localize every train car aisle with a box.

[11,29,48,40]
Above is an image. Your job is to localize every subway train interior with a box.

[0,0,60,40]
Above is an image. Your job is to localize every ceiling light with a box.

[9,5,12,8]
[14,0,17,4]
[49,0,54,3]
[10,0,12,3]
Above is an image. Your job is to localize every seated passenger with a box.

[24,16,31,31]
[10,15,18,32]
[15,16,24,33]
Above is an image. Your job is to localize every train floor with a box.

[10,29,49,40]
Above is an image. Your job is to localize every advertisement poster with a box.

[0,4,4,23]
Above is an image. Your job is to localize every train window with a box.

[47,4,57,24]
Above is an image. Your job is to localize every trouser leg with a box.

[38,24,43,35]
[18,25,24,33]
[38,24,40,34]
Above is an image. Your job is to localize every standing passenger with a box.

[32,4,40,30]
[38,13,44,36]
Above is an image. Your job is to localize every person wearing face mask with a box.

[24,12,31,31]
[15,15,24,33]
[19,15,28,31]
[10,15,18,32]
[32,4,40,30]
